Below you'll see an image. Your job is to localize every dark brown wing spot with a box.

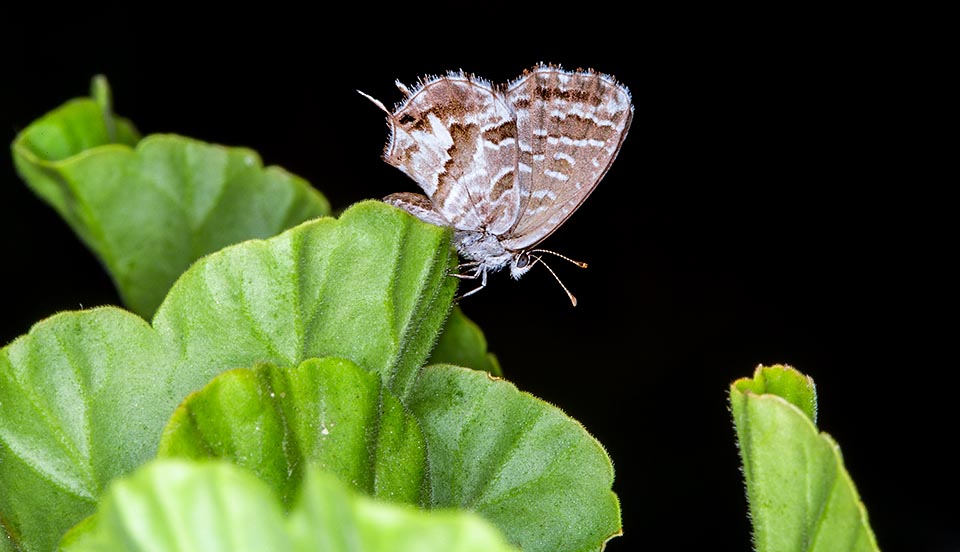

[547,155,572,175]
[489,170,515,201]
[547,114,617,141]
[519,149,537,166]
[383,191,434,211]
[443,122,481,179]
[433,122,480,208]
[533,85,606,106]
[482,121,517,145]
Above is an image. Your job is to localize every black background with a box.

[1,6,953,551]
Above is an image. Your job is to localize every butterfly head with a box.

[510,249,589,306]
[509,251,537,280]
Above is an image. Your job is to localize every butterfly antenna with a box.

[357,90,390,114]
[531,255,578,307]
[529,249,589,269]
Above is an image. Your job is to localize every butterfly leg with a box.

[455,267,488,300]
[454,260,481,272]
[450,260,481,280]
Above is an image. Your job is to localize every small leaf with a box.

[158,358,428,506]
[11,78,331,317]
[0,308,176,552]
[11,78,138,166]
[734,363,817,423]
[61,461,520,552]
[291,467,520,552]
[154,201,458,400]
[430,307,502,376]
[407,365,621,552]
[730,365,879,552]
[59,460,291,551]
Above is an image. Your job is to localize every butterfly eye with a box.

[515,254,532,269]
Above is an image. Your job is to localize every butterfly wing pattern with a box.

[368,64,633,303]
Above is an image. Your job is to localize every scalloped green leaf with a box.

[11,77,331,318]
[407,365,621,552]
[730,365,879,552]
[58,460,290,550]
[1,202,456,550]
[11,76,139,170]
[158,358,427,506]
[60,461,518,551]
[154,201,458,400]
[429,307,502,376]
[290,467,520,552]
[0,308,177,552]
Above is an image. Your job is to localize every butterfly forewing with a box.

[384,74,522,235]
[502,67,633,250]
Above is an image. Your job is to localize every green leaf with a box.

[0,308,177,552]
[407,365,621,552]
[59,460,292,551]
[290,466,520,552]
[1,202,456,550]
[730,365,879,552]
[429,307,502,376]
[11,77,331,317]
[734,363,817,423]
[158,358,428,506]
[154,201,458,400]
[61,461,520,551]
[11,77,139,167]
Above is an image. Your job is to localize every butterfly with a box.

[361,63,633,305]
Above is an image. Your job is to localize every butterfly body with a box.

[451,228,534,280]
[366,64,633,301]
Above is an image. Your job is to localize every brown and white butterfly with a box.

[361,64,633,305]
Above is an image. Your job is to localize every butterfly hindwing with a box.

[502,66,633,250]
